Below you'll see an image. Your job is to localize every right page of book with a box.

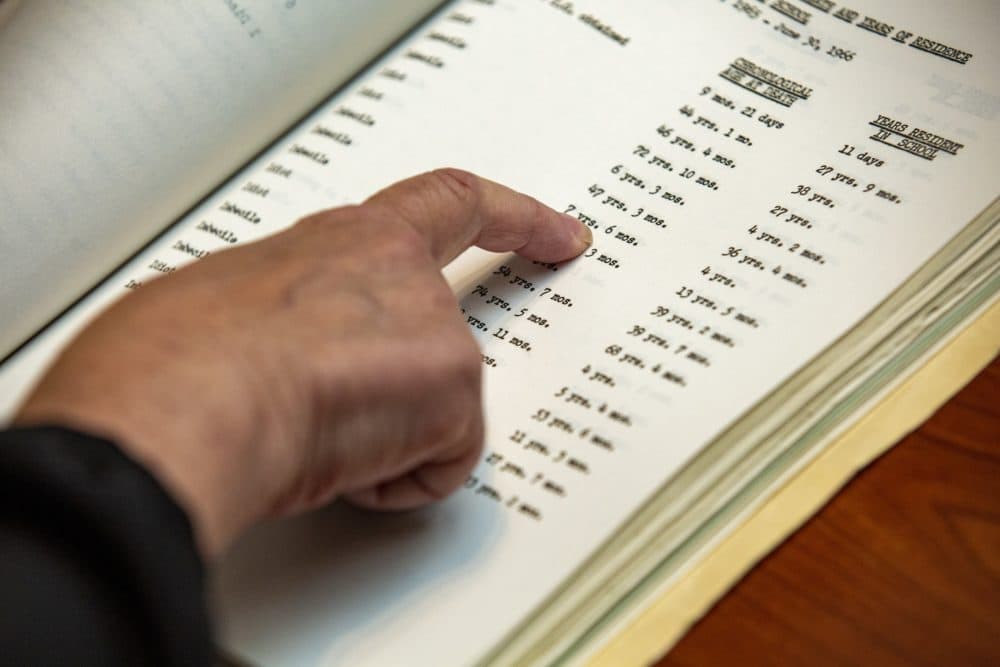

[1,1,997,665]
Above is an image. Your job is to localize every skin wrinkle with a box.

[515,197,547,254]
[431,167,485,253]
[277,264,328,311]
[369,169,482,263]
[370,216,439,271]
[479,196,541,255]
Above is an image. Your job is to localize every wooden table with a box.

[659,358,1000,666]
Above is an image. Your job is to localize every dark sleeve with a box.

[0,426,214,667]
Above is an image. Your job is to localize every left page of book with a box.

[0,0,444,358]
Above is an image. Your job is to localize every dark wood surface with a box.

[659,357,1000,667]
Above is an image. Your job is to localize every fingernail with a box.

[563,213,593,248]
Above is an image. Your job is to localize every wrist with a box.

[14,387,260,559]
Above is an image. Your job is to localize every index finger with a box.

[363,168,592,267]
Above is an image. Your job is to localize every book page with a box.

[1,0,998,664]
[0,0,444,358]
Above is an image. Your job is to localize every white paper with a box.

[1,1,997,664]
[0,0,443,357]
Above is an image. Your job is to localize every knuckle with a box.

[372,220,431,267]
[449,332,484,387]
[439,384,484,453]
[419,320,481,389]
[526,197,550,235]
[423,330,481,407]
[425,168,480,208]
[292,206,360,243]
[492,196,543,249]
[412,167,481,226]
[423,394,481,460]
[421,275,461,312]
[462,411,486,459]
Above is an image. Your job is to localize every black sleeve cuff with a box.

[0,426,214,666]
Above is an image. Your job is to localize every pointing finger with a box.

[363,168,592,267]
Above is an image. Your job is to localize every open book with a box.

[1,1,997,664]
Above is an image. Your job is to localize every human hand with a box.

[14,169,591,557]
